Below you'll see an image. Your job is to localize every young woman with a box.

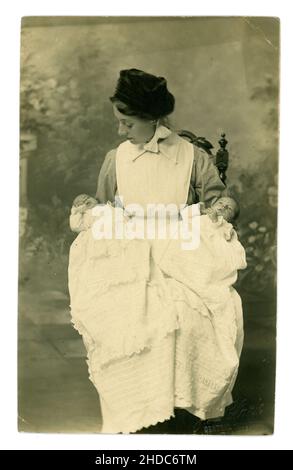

[68,69,245,434]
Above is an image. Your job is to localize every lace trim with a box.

[72,307,179,369]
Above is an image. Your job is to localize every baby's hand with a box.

[202,207,219,223]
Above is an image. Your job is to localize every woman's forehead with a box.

[113,104,133,121]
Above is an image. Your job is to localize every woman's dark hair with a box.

[110,68,175,120]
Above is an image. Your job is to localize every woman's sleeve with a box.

[95,149,117,204]
[191,146,226,206]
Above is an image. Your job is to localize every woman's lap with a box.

[69,235,243,434]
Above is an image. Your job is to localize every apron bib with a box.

[116,132,194,212]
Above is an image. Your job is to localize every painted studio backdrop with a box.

[19,17,278,434]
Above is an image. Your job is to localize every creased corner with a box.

[243,17,278,51]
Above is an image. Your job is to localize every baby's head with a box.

[73,194,97,210]
[211,196,240,223]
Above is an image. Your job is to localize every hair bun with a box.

[111,69,175,119]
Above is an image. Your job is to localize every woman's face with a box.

[113,104,156,145]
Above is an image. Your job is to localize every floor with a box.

[18,255,276,435]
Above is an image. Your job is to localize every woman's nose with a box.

[118,122,128,136]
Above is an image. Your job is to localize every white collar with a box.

[142,124,172,154]
[124,125,179,164]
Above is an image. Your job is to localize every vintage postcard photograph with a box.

[18,16,279,435]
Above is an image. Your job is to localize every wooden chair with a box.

[177,130,229,186]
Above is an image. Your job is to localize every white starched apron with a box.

[116,132,195,259]
[116,133,194,211]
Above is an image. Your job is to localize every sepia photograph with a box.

[18,16,279,436]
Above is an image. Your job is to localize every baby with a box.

[157,195,246,296]
[69,194,98,233]
[201,196,240,225]
[175,196,240,249]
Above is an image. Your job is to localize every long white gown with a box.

[68,127,246,433]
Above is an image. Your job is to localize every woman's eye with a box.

[119,121,132,129]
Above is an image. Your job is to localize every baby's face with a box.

[212,197,237,222]
[73,194,97,209]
